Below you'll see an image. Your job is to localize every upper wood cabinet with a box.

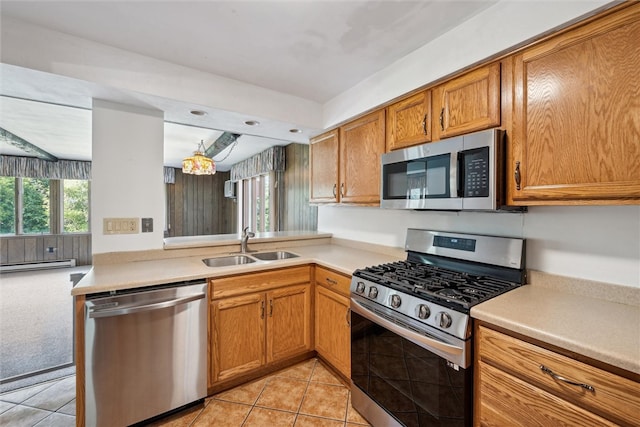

[433,62,501,140]
[339,110,386,204]
[310,129,339,203]
[386,90,432,151]
[509,4,640,205]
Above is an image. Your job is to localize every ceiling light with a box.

[182,140,215,175]
[190,110,207,116]
[244,120,260,126]
[289,128,302,134]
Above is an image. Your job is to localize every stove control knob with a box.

[355,282,366,294]
[437,312,453,329]
[390,294,402,308]
[417,304,431,320]
[368,286,379,299]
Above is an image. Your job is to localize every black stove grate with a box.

[354,260,519,310]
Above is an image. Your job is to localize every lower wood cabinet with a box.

[314,266,351,378]
[209,267,312,386]
[475,324,640,426]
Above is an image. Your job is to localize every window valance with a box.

[230,146,285,181]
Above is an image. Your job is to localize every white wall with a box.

[318,205,640,288]
[323,0,611,127]
[91,100,165,254]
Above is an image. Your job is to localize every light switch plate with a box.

[103,218,139,234]
[141,218,153,233]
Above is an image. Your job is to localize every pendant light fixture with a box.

[182,140,215,175]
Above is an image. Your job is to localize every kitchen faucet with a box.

[240,227,256,253]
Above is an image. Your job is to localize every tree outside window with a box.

[63,180,89,233]
[0,177,16,234]
[22,178,50,234]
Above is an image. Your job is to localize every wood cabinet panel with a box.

[433,63,501,139]
[386,91,432,150]
[210,268,313,386]
[310,130,340,203]
[477,325,640,426]
[510,5,640,204]
[211,266,310,299]
[315,266,351,297]
[339,110,386,204]
[477,362,616,427]
[211,293,265,383]
[266,284,312,363]
[314,284,351,378]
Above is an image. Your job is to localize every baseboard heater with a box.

[0,259,76,273]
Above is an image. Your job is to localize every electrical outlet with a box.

[103,218,139,234]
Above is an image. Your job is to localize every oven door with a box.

[350,298,472,427]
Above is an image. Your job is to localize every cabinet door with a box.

[510,6,640,204]
[314,285,351,377]
[386,91,432,151]
[433,62,501,139]
[266,284,312,363]
[211,293,265,383]
[339,110,386,204]
[310,129,340,203]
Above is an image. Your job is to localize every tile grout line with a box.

[292,359,316,426]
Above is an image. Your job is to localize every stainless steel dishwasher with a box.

[84,280,207,426]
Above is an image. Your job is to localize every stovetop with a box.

[353,260,519,310]
[350,229,526,340]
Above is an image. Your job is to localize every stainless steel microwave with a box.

[380,128,505,210]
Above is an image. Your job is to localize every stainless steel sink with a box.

[202,255,256,267]
[252,251,299,261]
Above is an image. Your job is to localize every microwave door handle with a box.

[450,151,459,198]
[456,152,465,198]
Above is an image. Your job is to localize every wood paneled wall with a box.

[166,169,237,237]
[283,144,318,231]
[0,233,92,265]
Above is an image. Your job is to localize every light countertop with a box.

[472,285,640,375]
[163,231,332,250]
[72,242,402,296]
[73,234,639,376]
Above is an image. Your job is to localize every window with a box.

[22,178,51,234]
[0,177,15,234]
[240,172,279,233]
[0,177,90,235]
[63,180,90,233]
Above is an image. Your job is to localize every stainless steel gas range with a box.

[350,229,525,427]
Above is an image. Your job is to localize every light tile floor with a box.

[0,359,370,427]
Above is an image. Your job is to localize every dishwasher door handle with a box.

[89,293,206,318]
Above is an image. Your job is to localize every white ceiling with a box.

[0,0,498,169]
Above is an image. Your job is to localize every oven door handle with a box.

[351,298,464,356]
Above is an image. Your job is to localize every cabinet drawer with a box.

[212,266,311,299]
[478,361,616,426]
[315,266,351,297]
[478,326,640,425]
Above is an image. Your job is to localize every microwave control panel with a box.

[462,147,489,197]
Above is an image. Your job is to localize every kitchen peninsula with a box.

[72,231,640,426]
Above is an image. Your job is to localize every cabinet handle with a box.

[515,161,522,191]
[260,301,265,319]
[269,299,273,317]
[346,307,351,327]
[332,184,337,198]
[422,114,428,135]
[539,365,595,392]
[326,278,338,286]
[340,183,345,197]
[439,108,445,131]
